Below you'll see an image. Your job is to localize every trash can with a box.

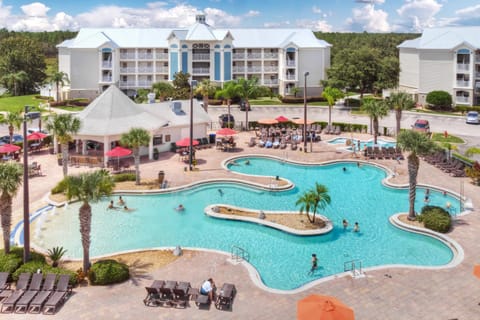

[158,171,165,185]
[209,133,216,144]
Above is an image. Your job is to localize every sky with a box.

[0,0,479,33]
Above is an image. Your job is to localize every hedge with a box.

[418,205,452,233]
[88,259,130,285]
[454,105,480,114]
[280,96,326,103]
[112,173,136,182]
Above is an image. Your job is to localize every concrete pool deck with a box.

[6,131,480,319]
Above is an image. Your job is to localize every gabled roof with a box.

[398,27,480,50]
[185,22,217,41]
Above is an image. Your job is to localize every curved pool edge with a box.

[204,204,333,236]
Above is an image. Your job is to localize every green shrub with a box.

[0,252,23,274]
[51,178,68,194]
[418,206,452,233]
[88,259,129,285]
[112,173,136,182]
[426,90,452,111]
[12,260,77,285]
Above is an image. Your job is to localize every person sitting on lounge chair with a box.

[200,278,216,302]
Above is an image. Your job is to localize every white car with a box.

[466,111,479,124]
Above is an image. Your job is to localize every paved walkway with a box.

[5,131,480,319]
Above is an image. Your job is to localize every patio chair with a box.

[291,141,298,151]
[272,138,280,149]
[171,283,190,308]
[248,137,256,147]
[1,289,24,313]
[143,287,161,307]
[41,274,57,292]
[215,283,236,310]
[12,273,44,313]
[0,272,12,302]
[15,273,31,291]
[40,275,72,315]
[55,274,72,296]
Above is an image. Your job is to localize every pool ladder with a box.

[344,259,363,278]
[231,245,250,263]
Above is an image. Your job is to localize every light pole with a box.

[189,79,197,171]
[303,71,309,152]
[22,105,31,263]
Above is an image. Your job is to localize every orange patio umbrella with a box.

[473,264,480,279]
[297,294,354,320]
[216,128,238,136]
[293,118,314,125]
[258,118,278,125]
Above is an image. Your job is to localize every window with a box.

[165,135,171,142]
[153,135,163,145]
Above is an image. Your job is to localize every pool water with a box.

[327,137,396,151]
[33,158,457,291]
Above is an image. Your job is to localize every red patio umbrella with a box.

[106,146,132,157]
[216,128,238,136]
[275,115,290,123]
[0,144,21,153]
[27,132,48,141]
[297,294,354,320]
[176,137,199,147]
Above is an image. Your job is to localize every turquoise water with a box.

[33,158,457,291]
[327,137,396,151]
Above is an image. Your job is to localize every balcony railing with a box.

[119,81,136,87]
[192,67,210,74]
[456,80,471,87]
[155,67,169,73]
[137,80,153,86]
[247,53,262,59]
[120,67,136,73]
[455,96,469,103]
[263,79,279,85]
[138,67,154,73]
[192,53,210,61]
[156,53,168,60]
[247,66,262,73]
[120,53,136,59]
[101,76,112,82]
[286,60,296,67]
[476,72,480,78]
[264,53,278,59]
[264,66,278,72]
[233,53,245,59]
[232,66,245,73]
[457,64,470,71]
[102,61,112,68]
[138,53,153,59]
[285,75,296,80]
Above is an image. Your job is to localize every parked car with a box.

[466,111,479,124]
[239,100,251,111]
[412,119,430,134]
[0,134,23,144]
[219,114,235,128]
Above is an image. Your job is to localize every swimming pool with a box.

[32,158,459,291]
[327,137,396,151]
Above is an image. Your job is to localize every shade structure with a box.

[258,118,279,125]
[275,115,290,122]
[176,137,199,147]
[293,118,314,125]
[297,294,354,320]
[474,264,480,279]
[106,146,132,157]
[216,128,238,136]
[27,132,48,141]
[0,144,21,153]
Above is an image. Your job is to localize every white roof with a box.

[59,25,330,49]
[398,27,480,50]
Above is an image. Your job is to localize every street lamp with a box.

[189,79,197,171]
[22,105,32,263]
[303,71,309,152]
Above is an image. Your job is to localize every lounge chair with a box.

[143,287,162,307]
[248,137,256,147]
[171,282,190,308]
[1,290,24,313]
[291,141,298,151]
[40,274,72,315]
[0,272,12,302]
[272,138,280,149]
[13,273,44,313]
[215,283,236,310]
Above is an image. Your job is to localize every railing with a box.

[247,53,262,59]
[285,75,296,80]
[120,67,136,73]
[286,60,296,67]
[476,55,480,63]
[155,67,169,73]
[192,53,210,61]
[457,64,469,71]
[233,53,245,60]
[102,61,112,68]
[138,53,154,59]
[247,66,262,73]
[232,66,245,73]
[263,79,279,85]
[456,80,471,87]
[455,96,469,103]
[264,66,278,72]
[137,80,153,86]
[120,53,136,59]
[138,67,154,73]
[119,81,136,87]
[264,53,278,59]
[101,76,112,82]
[476,72,480,78]
[156,53,169,60]
[192,67,210,74]
[231,245,249,262]
[344,259,363,277]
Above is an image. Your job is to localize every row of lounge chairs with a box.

[0,272,72,314]
[143,280,236,311]
[364,146,404,160]
[424,151,466,177]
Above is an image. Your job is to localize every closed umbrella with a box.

[0,144,21,153]
[216,128,238,136]
[176,137,199,147]
[297,294,354,320]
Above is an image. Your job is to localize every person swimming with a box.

[342,219,349,229]
[353,222,360,233]
[175,204,185,211]
[342,167,347,172]
[123,205,135,212]
[245,160,250,165]
[118,196,125,205]
[108,200,118,210]
[218,189,223,196]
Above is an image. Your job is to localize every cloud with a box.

[396,0,443,32]
[296,19,332,32]
[354,0,385,4]
[0,0,13,29]
[246,10,260,17]
[312,6,322,14]
[346,4,391,32]
[20,2,50,17]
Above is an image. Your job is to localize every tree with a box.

[0,111,22,144]
[48,71,69,102]
[216,81,239,119]
[172,71,191,100]
[0,35,46,95]
[64,169,115,273]
[290,87,300,98]
[388,92,414,136]
[397,130,436,220]
[374,56,400,93]
[45,114,81,177]
[361,98,389,144]
[195,79,217,113]
[120,128,151,185]
[0,71,29,96]
[296,183,331,224]
[426,90,452,111]
[151,81,174,101]
[322,87,344,127]
[233,77,261,131]
[0,162,23,253]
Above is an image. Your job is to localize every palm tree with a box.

[49,71,70,102]
[388,92,414,136]
[397,130,436,220]
[0,71,29,96]
[0,162,23,253]
[235,77,261,131]
[0,111,23,144]
[361,98,389,144]
[216,81,239,121]
[64,169,115,272]
[322,86,344,127]
[195,79,217,113]
[120,128,151,185]
[296,183,331,224]
[45,114,81,177]
[151,81,174,101]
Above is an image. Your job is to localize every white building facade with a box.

[57,15,331,100]
[398,27,480,106]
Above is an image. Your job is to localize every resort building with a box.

[398,26,480,106]
[57,14,331,100]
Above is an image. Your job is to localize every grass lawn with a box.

[0,95,42,112]
[52,106,85,112]
[431,132,464,144]
[414,108,463,117]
